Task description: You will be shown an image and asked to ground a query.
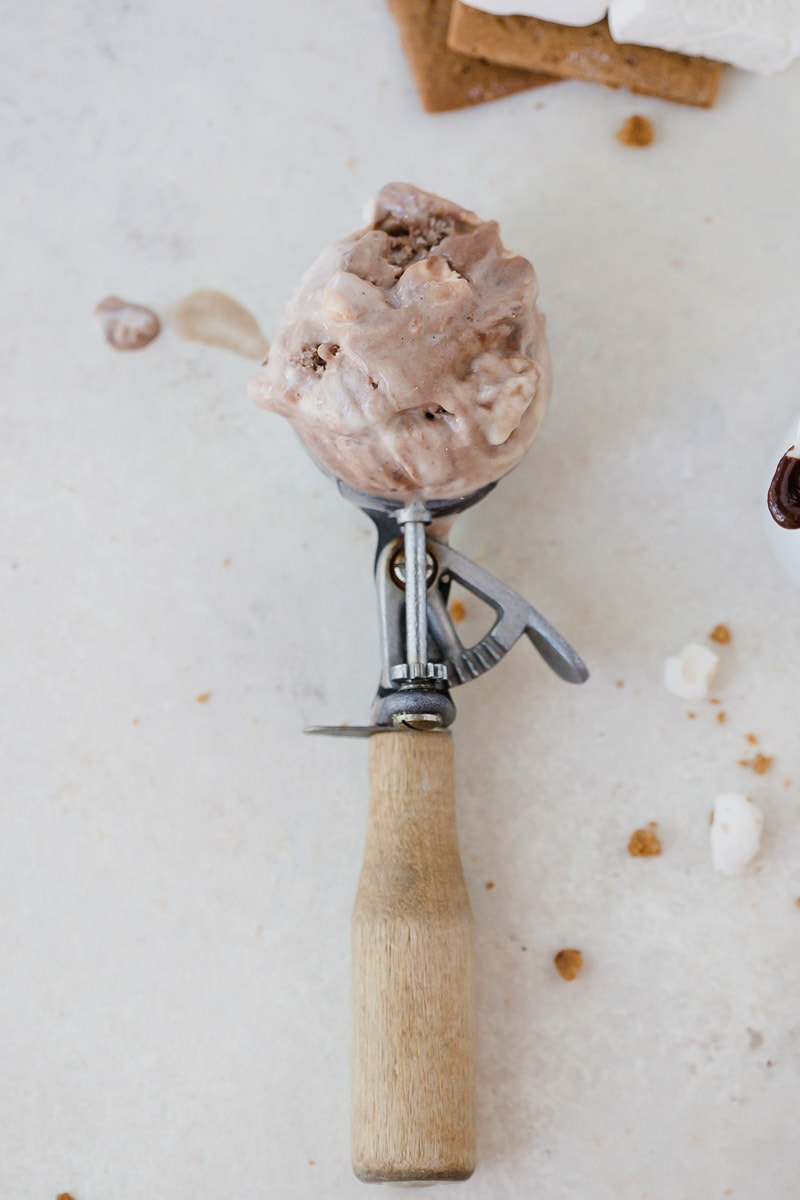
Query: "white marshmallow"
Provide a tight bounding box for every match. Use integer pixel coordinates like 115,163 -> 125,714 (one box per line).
609,0 -> 800,74
663,643 -> 720,702
710,793 -> 764,876
462,0 -> 608,24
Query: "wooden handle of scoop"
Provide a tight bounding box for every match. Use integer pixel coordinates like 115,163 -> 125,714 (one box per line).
351,730 -> 476,1183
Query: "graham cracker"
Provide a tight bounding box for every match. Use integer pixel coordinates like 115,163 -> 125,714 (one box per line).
387,0 -> 557,114
447,5 -> 723,108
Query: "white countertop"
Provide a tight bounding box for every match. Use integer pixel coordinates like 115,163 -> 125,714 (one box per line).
3,3 -> 800,1197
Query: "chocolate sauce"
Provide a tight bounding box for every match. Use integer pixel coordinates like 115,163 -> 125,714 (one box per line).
768,450 -> 800,529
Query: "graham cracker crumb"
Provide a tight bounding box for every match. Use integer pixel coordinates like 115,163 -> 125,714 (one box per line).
710,623 -> 731,644
628,826 -> 662,857
717,711 -> 727,724
739,753 -> 773,775
57,1194 -> 76,1200
616,114 -> 654,147
795,897 -> 800,907
196,692 -> 212,704
221,557 -> 231,566
485,880 -> 495,890
554,948 -> 583,980
449,599 -> 467,622
745,732 -> 758,745
687,711 -> 696,719
615,680 -> 625,688
710,697 -> 721,705
308,1159 -> 316,1166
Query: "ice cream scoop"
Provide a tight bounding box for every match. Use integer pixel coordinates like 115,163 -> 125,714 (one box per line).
255,185 -> 586,1184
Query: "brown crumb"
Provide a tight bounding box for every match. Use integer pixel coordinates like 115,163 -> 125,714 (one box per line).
628,826 -> 662,857
615,680 -> 625,688
796,897 -> 800,907
57,1194 -> 76,1200
710,697 -> 721,705
485,880 -> 495,890
132,717 -> 139,725
308,1159 -> 316,1166
95,295 -> 160,351
785,779 -> 792,788
739,753 -> 773,775
745,732 -> 759,745
687,711 -> 696,719
710,623 -> 731,645
449,598 -> 467,623
717,711 -> 727,724
554,948 -> 583,980
615,114 -> 654,147
196,692 -> 212,704
221,557 -> 231,566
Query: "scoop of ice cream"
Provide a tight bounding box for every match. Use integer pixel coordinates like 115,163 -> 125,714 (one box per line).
250,183 -> 550,501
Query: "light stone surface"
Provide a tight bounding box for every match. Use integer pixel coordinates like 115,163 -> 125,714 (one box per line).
2,4 -> 800,1199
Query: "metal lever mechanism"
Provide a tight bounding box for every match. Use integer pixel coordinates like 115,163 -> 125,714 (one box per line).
306,500 -> 588,737
375,532 -> 586,698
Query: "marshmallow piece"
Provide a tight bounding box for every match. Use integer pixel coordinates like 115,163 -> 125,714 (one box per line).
609,0 -> 800,74
392,255 -> 471,307
463,0 -> 608,24
321,272 -> 385,323
711,793 -> 764,876
663,643 -> 720,701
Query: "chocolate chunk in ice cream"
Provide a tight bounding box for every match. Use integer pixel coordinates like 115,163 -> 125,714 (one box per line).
250,183 -> 550,501
768,450 -> 800,530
